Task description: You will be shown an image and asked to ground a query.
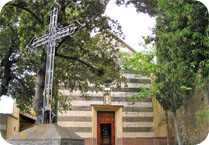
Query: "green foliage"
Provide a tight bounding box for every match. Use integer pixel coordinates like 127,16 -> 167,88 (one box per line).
122,47 -> 157,76
155,65 -> 188,111
156,0 -> 209,77
131,86 -> 159,99
57,94 -> 72,113
122,0 -> 208,113
155,0 -> 209,111
0,0 -> 124,112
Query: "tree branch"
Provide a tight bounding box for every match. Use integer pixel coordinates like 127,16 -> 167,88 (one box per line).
55,53 -> 105,76
55,37 -> 69,54
55,53 -> 95,70
6,3 -> 43,25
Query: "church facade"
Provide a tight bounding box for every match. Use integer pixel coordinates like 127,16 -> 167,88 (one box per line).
57,37 -> 173,145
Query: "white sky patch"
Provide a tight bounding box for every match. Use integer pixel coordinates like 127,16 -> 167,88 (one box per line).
105,0 -> 156,51
0,95 -> 13,114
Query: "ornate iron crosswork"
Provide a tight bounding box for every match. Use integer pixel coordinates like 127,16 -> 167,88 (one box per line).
27,2 -> 84,124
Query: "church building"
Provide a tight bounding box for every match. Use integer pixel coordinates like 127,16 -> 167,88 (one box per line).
57,36 -> 173,145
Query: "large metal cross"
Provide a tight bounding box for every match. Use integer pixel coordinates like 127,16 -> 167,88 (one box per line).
28,2 -> 84,124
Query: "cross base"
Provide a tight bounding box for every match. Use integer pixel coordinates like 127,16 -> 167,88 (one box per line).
42,106 -> 55,124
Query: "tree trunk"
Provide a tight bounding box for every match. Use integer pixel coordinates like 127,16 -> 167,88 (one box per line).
165,110 -> 170,145
173,111 -> 182,145
33,58 -> 46,124
0,51 -> 12,98
204,78 -> 209,104
0,63 -> 11,97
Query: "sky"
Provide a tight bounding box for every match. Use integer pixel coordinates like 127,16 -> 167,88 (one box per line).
0,95 -> 13,114
105,0 -> 155,51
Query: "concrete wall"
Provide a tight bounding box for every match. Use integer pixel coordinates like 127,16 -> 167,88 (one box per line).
0,106 -> 20,139
0,115 -> 7,139
152,95 -> 174,138
6,106 -> 19,139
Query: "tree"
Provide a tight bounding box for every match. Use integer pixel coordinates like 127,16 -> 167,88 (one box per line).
0,4 -> 35,111
156,1 -> 208,144
1,0 -> 125,124
122,0 -> 208,145
156,0 -> 209,99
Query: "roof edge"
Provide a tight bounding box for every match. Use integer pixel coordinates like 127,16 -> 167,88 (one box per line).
105,30 -> 136,53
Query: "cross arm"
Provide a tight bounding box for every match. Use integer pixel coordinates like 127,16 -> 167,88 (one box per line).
56,20 -> 85,40
29,34 -> 49,49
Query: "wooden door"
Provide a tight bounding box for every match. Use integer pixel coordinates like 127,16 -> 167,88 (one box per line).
97,112 -> 115,145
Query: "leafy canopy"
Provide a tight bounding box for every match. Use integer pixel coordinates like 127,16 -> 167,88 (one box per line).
0,0 -> 125,112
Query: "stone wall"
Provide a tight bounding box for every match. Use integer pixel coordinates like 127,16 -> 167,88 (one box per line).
176,86 -> 209,145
